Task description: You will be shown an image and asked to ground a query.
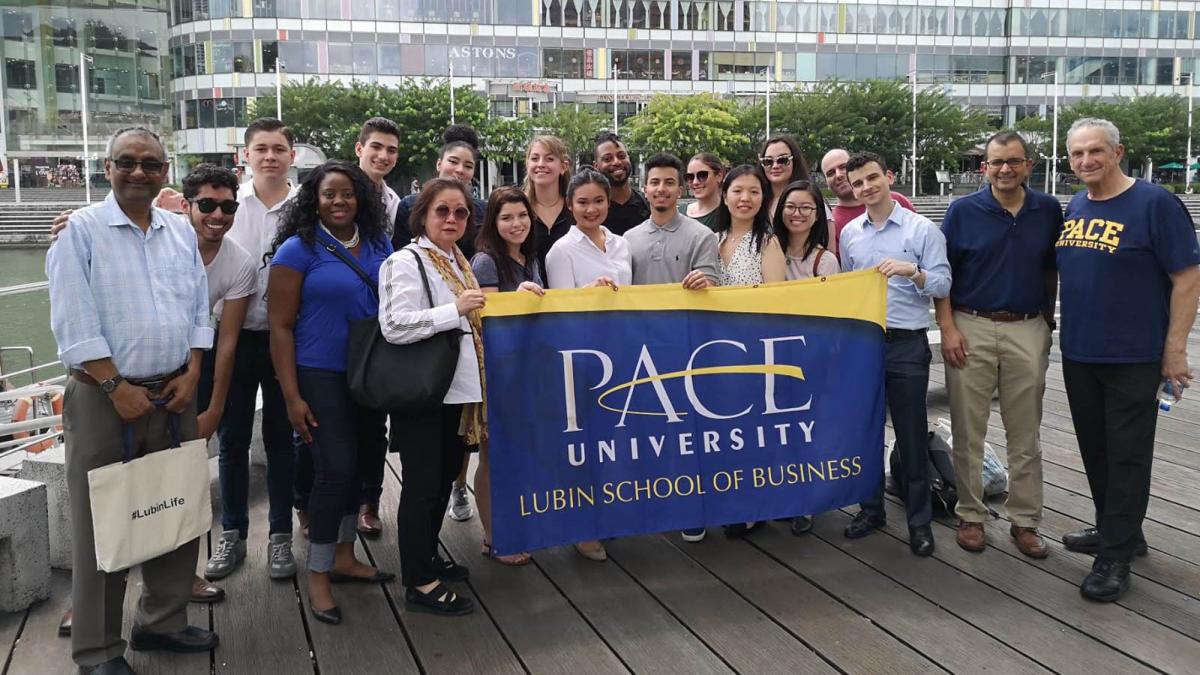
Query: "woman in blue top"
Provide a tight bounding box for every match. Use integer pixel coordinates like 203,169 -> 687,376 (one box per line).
267,161 -> 395,626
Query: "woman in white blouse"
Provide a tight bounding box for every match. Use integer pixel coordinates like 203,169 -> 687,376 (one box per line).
542,168 -> 627,561
545,168 -> 632,290
377,177 -> 486,617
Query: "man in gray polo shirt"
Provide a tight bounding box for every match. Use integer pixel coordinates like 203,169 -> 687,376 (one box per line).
625,152 -> 719,289
624,152 -> 718,542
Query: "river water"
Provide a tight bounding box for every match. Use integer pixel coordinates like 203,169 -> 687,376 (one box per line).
0,248 -> 58,384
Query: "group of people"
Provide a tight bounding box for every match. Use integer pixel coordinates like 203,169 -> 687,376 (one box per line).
45,111 -> 1199,675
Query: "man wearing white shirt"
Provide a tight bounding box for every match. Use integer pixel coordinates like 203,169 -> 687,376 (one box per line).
207,118 -> 300,582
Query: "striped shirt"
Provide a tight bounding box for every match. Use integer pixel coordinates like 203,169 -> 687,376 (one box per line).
46,192 -> 213,378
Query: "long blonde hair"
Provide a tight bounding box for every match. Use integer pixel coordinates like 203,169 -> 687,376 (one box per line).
522,135 -> 572,201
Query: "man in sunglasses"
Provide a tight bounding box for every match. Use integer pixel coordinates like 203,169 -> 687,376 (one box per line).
820,148 -> 916,258
594,130 -> 650,236
935,131 -> 1062,560
47,127 -> 219,673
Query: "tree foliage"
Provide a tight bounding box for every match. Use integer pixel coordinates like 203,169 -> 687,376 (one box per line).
624,94 -> 751,166
481,115 -> 535,167
1016,95 -> 1191,170
531,105 -> 608,166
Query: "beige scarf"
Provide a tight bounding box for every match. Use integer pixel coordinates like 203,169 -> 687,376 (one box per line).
423,246 -> 487,445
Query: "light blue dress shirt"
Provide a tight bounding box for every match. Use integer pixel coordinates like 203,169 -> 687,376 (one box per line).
839,201 -> 952,330
46,192 -> 213,378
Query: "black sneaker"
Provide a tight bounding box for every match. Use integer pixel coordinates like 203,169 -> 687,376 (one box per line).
1080,556 -> 1131,602
844,511 -> 886,539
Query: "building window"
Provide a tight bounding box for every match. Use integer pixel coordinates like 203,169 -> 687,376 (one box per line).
545,48 -> 585,78
137,30 -> 159,57
542,0 -> 563,26
5,58 -> 36,88
631,0 -> 647,28
328,43 -> 353,74
90,21 -> 129,51
56,64 -> 81,93
2,10 -> 33,42
353,44 -> 376,76
677,0 -> 709,30
51,17 -> 78,47
671,50 -> 691,80
378,44 -> 402,75
214,98 -> 244,127
497,0 -> 533,24
262,41 -> 279,72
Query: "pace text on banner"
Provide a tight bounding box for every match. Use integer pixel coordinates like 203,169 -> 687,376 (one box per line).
482,270 -> 888,555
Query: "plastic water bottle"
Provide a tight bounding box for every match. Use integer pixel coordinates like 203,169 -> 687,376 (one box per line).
1158,381 -> 1179,413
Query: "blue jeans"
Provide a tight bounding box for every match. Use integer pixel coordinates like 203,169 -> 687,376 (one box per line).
217,329 -> 295,538
296,367 -> 388,572
860,329 -> 933,530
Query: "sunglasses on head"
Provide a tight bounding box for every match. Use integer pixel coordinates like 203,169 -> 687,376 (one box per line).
684,170 -> 712,183
434,204 -> 471,221
189,198 -> 239,215
760,155 -> 792,169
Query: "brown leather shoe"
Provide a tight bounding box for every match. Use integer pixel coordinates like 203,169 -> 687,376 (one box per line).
357,503 -> 383,537
58,608 -> 71,637
191,574 -> 226,603
956,520 -> 986,552
1011,524 -> 1049,559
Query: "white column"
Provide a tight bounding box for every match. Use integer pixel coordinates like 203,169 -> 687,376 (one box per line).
80,53 -> 92,204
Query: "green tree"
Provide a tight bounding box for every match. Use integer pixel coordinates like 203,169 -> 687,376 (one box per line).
624,94 -> 750,165
481,115 -> 535,178
532,105 -> 608,166
249,78 -> 386,160
381,79 -> 489,180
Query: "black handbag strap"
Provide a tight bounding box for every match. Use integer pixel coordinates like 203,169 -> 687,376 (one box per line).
320,233 -> 436,309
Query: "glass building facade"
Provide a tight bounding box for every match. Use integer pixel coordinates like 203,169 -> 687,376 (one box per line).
2,0 -> 1199,167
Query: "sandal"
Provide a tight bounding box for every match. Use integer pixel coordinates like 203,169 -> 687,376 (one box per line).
405,582 -> 474,616
481,541 -> 532,566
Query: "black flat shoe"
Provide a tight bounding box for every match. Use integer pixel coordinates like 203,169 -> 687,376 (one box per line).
405,583 -> 474,616
1080,556 -> 1131,602
310,604 -> 342,625
909,525 -> 935,557
78,656 -> 136,675
844,511 -> 886,539
1062,527 -> 1148,556
129,625 -> 218,653
433,556 -> 469,582
790,516 -> 814,536
723,521 -> 762,539
328,569 -> 396,584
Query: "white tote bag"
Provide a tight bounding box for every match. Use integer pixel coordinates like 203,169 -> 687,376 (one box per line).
87,437 -> 212,573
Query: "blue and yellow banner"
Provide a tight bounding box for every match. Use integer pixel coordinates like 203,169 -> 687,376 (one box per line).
482,270 -> 887,554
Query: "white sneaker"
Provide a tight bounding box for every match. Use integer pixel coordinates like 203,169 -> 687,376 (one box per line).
448,481 -> 474,521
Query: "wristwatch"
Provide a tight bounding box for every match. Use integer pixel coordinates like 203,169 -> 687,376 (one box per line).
909,264 -> 922,279
100,375 -> 124,394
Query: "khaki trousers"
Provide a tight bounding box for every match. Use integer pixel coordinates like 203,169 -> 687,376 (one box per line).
945,312 -> 1051,527
64,377 -> 200,667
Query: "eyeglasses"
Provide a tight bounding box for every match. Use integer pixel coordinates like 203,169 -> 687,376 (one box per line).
760,155 -> 792,169
108,157 -> 166,174
985,158 -> 1029,169
189,198 -> 239,215
782,203 -> 818,216
684,170 -> 712,183
434,204 -> 471,221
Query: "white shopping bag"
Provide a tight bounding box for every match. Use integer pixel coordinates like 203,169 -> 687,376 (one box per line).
87,437 -> 212,573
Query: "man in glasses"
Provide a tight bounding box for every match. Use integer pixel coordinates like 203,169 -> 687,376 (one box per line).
623,152 -> 719,542
594,130 -> 650,236
934,130 -> 1062,560
820,148 -> 915,258
47,127 -> 219,673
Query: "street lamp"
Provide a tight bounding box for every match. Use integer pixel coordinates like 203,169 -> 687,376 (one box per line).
1039,69 -> 1060,196
274,59 -> 285,121
765,64 -> 773,139
907,68 -> 919,196
80,52 -> 94,204
1183,72 -> 1194,194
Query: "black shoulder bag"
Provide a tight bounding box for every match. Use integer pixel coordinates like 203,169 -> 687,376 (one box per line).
322,239 -> 462,412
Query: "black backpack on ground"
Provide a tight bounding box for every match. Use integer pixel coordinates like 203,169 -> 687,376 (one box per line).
886,431 -> 959,514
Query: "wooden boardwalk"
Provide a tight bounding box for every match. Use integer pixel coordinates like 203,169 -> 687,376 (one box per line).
3,335 -> 1199,674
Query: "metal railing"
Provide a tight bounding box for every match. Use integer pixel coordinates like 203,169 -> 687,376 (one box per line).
0,355 -> 67,458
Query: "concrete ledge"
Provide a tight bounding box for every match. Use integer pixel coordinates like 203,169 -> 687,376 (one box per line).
0,477 -> 51,611
18,446 -> 71,570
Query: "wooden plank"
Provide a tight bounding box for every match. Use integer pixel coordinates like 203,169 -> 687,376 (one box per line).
748,525 -> 1048,674
605,535 -> 837,674
812,510 -> 1156,674
376,457 -> 524,675
295,537 -> 419,675
210,467 -> 313,674
873,499 -> 1200,673
6,570 -> 74,674
0,597 -> 26,671
668,532 -> 941,674
529,542 -> 734,675
435,497 -> 628,675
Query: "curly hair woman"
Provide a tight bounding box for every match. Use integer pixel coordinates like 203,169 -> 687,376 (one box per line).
266,160 -> 395,626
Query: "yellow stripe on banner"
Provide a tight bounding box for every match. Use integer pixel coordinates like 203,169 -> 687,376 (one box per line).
482,268 -> 888,329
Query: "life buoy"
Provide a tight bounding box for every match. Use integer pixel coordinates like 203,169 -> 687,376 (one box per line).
11,391 -> 63,453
